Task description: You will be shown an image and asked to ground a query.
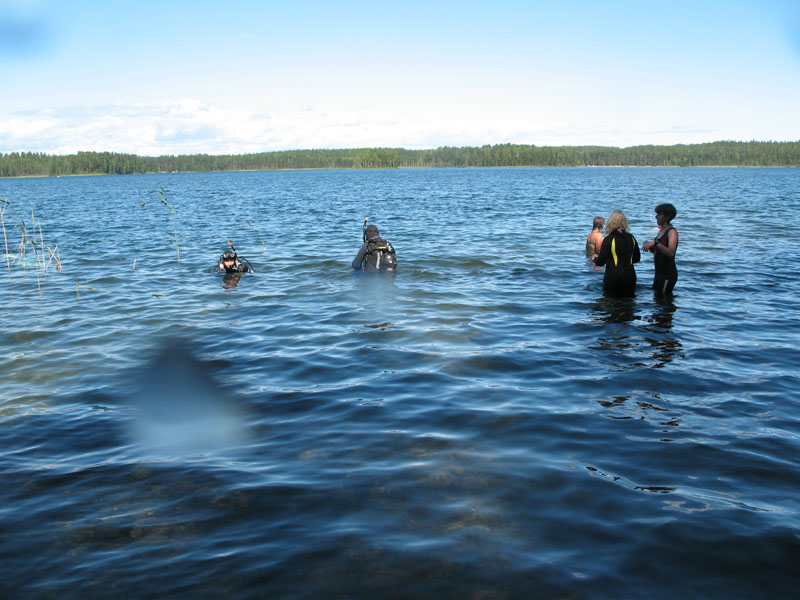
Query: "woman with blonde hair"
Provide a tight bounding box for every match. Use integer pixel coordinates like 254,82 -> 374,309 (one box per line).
592,210 -> 640,297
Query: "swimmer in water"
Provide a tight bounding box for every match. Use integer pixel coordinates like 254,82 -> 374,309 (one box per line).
586,216 -> 605,259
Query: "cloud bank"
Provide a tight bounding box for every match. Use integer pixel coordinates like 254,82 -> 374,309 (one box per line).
1,99 -> 739,156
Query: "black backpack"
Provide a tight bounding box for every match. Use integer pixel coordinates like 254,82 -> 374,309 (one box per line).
362,237 -> 397,273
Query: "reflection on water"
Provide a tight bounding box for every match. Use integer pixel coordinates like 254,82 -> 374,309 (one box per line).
591,296 -> 683,369
589,294 -> 683,371
588,296 -> 644,371
644,297 -> 683,368
590,296 -> 639,324
598,395 -> 631,411
221,272 -> 244,290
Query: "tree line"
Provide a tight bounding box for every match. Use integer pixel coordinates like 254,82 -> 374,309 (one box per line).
1,141 -> 798,177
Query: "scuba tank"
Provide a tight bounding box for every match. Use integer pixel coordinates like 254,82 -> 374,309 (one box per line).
359,218 -> 396,273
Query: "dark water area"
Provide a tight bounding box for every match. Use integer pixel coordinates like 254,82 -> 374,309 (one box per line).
1,167 -> 798,599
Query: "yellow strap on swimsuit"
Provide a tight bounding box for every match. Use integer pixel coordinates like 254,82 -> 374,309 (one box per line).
611,236 -> 635,266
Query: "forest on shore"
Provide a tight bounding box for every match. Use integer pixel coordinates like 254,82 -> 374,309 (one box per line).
1,141 -> 798,177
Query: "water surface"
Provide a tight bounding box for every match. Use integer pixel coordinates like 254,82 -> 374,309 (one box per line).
1,168 -> 799,599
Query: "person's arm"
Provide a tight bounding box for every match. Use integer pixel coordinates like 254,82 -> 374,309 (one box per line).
352,243 -> 368,269
632,235 -> 641,264
656,228 -> 678,259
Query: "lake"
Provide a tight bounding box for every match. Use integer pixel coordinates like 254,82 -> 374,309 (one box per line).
1,167 -> 799,599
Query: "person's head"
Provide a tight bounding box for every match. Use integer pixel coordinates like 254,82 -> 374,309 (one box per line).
605,210 -> 629,234
365,224 -> 379,238
655,203 -> 676,223
592,216 -> 605,230
221,249 -> 236,267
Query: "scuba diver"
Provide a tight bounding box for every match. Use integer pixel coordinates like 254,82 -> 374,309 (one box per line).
213,242 -> 253,274
352,220 -> 397,273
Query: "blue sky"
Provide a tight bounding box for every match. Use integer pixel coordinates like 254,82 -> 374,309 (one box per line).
1,0 -> 798,155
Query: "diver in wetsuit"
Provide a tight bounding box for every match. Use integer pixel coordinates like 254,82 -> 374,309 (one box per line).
352,224 -> 396,273
214,249 -> 251,274
592,210 -> 640,297
642,203 -> 678,295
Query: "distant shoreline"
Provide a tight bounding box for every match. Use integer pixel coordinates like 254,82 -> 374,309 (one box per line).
2,141 -> 798,178
1,164 -> 794,181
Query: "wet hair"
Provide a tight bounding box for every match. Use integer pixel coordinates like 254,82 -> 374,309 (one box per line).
365,224 -> 379,236
592,216 -> 605,229
221,249 -> 236,260
605,210 -> 630,234
655,203 -> 677,222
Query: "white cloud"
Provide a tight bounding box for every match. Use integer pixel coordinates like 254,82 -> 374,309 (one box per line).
0,98 -> 785,156
1,100 -> 278,155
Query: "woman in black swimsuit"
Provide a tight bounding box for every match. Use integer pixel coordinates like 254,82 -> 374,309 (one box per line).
642,203 -> 679,295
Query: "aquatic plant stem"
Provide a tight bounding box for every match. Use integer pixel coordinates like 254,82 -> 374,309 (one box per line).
16,229 -> 26,270
1,200 -> 10,272
243,218 -> 266,250
38,219 -> 46,273
75,283 -> 96,298
28,210 -> 42,271
47,246 -> 62,271
0,200 -> 61,280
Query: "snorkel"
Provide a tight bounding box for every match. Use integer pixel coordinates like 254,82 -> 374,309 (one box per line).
353,217 -> 370,272
227,240 -> 237,258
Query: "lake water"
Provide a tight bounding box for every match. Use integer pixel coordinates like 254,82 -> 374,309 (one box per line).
1,167 -> 799,599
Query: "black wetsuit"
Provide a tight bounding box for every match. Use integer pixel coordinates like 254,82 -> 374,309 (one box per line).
352,237 -> 396,272
214,259 -> 249,274
593,230 -> 640,297
651,227 -> 678,295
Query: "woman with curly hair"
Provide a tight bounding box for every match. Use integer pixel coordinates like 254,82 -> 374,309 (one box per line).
592,210 -> 641,297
